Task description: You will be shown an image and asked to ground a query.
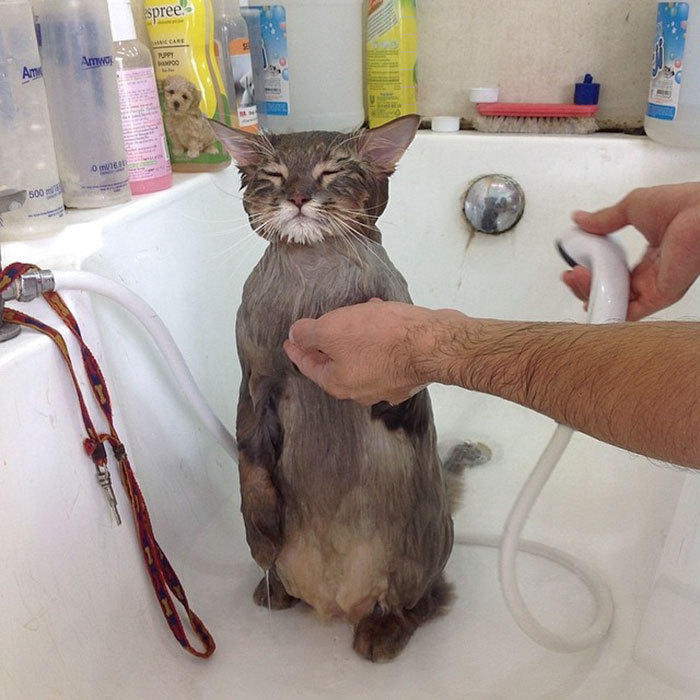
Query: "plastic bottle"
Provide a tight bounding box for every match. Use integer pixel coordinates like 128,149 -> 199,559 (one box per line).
144,0 -> 232,172
645,1 -> 700,147
33,0 -> 131,208
0,0 -> 65,239
212,0 -> 258,133
249,1 -> 364,133
108,0 -> 172,194
366,0 -> 418,128
239,1 -> 267,130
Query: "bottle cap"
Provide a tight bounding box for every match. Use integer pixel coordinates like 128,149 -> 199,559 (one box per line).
574,74 -> 600,105
108,0 -> 137,43
469,87 -> 499,103
431,116 -> 460,132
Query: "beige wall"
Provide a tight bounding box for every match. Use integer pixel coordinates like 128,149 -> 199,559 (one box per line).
417,0 -> 655,129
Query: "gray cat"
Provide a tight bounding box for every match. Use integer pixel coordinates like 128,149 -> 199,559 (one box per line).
211,115 -> 463,662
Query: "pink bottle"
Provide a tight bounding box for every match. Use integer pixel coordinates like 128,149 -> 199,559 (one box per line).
108,0 -> 172,195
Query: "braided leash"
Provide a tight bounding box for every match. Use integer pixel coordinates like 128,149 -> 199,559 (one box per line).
1,262 -> 215,658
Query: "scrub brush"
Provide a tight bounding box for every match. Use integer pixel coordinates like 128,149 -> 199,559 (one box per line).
471,75 -> 600,134
473,103 -> 599,134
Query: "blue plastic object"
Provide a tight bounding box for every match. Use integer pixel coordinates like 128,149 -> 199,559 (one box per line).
574,74 -> 600,105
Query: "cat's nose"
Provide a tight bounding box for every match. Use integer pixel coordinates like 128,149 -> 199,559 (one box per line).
289,193 -> 310,209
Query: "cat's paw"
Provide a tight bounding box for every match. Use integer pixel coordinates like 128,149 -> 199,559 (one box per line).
243,507 -> 283,570
352,610 -> 417,662
253,570 -> 297,610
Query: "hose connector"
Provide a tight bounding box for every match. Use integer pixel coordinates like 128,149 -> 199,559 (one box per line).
1,269 -> 56,302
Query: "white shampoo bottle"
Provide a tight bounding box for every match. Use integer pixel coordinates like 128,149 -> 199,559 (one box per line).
645,1 -> 700,147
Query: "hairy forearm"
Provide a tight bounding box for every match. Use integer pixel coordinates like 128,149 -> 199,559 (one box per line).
419,313 -> 700,468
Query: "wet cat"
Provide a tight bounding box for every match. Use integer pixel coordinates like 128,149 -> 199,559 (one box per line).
211,115 -> 462,661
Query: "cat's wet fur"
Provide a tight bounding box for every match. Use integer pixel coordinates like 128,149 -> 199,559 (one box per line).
212,115 -> 466,661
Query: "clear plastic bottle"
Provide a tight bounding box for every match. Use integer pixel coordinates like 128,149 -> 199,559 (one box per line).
108,0 -> 172,194
0,0 -> 65,239
645,1 -> 700,147
34,0 -> 131,208
212,0 -> 259,133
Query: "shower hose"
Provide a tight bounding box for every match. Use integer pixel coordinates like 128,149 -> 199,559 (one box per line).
45,269 -> 614,654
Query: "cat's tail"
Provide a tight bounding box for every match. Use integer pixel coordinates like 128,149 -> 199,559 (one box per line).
442,441 -> 492,513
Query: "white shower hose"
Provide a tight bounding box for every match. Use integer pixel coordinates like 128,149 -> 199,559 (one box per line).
52,269 -> 613,654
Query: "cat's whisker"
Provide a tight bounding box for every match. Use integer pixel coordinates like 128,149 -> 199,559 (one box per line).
209,180 -> 247,201
337,221 -> 405,288
335,228 -> 365,268
202,231 -> 257,262
178,210 -> 250,225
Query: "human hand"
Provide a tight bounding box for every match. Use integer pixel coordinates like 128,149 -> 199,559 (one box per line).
283,300 -> 460,405
564,182 -> 700,320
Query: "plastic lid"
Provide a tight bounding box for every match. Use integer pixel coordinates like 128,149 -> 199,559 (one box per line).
574,74 -> 600,105
431,116 -> 460,132
470,87 -> 499,103
108,0 -> 136,42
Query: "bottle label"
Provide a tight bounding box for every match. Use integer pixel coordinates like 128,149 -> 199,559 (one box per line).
0,183 -> 64,230
366,0 -> 418,128
647,2 -> 690,121
116,67 -> 172,182
251,5 -> 290,117
144,0 -> 232,168
228,38 -> 258,131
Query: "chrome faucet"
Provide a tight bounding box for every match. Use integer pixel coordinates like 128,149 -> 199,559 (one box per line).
0,245 -> 21,342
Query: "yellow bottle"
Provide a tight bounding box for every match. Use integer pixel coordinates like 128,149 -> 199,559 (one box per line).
145,0 -> 232,171
365,0 -> 418,128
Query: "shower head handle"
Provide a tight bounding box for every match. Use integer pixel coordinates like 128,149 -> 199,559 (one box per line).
556,230 -> 630,324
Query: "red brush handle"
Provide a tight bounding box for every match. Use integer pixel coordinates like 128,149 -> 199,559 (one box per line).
477,103 -> 598,118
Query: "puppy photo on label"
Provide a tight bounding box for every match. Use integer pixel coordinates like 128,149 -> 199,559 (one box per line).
162,74 -> 219,158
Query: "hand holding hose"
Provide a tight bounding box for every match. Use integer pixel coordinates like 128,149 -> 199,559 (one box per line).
564,182 -> 700,320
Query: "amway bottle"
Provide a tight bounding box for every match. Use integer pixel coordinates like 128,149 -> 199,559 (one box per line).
0,0 -> 65,239
108,0 -> 172,194
34,0 -> 131,208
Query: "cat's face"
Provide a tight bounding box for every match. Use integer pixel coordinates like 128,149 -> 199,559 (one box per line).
210,116 -> 421,246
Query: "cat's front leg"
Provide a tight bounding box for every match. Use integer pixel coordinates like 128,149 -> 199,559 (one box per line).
236,372 -> 285,570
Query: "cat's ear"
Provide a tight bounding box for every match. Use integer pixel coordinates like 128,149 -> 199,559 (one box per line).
358,114 -> 421,170
208,119 -> 263,166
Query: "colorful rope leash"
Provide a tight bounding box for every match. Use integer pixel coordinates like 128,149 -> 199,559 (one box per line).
0,262 -> 216,659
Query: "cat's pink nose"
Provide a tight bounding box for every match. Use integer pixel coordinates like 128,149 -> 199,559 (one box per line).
289,193 -> 310,209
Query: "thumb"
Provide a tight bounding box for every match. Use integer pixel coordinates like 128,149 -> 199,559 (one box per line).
283,339 -> 331,383
288,317 -> 323,349
573,202 -> 629,235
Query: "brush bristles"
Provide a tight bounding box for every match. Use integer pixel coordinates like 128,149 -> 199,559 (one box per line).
473,115 -> 599,135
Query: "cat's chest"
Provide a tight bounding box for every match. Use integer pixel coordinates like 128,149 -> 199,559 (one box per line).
238,242 -> 400,345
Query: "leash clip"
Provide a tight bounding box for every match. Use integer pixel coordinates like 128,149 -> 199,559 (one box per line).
95,462 -> 122,526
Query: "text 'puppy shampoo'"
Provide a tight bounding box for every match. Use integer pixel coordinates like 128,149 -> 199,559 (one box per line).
144,0 -> 232,172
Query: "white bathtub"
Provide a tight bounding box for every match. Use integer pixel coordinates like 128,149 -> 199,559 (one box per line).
2,131 -> 700,700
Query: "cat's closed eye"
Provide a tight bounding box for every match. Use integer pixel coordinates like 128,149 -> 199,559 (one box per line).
262,169 -> 285,180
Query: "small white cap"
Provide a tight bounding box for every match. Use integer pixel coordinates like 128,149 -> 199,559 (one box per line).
469,87 -> 499,103
431,116 -> 460,133
108,0 -> 137,42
